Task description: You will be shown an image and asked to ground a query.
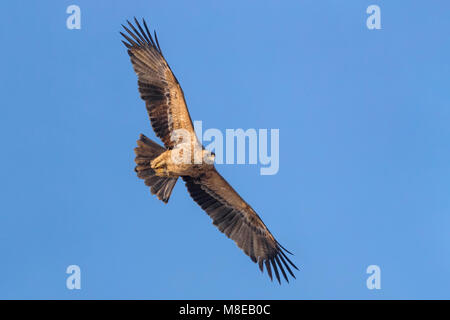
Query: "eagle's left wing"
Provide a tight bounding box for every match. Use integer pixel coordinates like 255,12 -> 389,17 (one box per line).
183,169 -> 298,283
121,19 -> 197,149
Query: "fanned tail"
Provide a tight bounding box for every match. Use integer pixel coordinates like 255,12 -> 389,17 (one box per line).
134,134 -> 178,203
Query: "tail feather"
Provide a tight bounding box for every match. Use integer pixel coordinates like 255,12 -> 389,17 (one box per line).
134,134 -> 178,203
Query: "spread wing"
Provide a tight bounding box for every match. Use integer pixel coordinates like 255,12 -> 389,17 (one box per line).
183,169 -> 298,283
121,18 -> 196,149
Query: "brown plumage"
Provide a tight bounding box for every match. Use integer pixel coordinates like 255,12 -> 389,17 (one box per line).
122,18 -> 298,283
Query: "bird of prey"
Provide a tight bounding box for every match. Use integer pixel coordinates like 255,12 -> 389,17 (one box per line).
121,18 -> 298,283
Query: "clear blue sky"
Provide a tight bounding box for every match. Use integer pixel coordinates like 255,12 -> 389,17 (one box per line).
0,1 -> 449,299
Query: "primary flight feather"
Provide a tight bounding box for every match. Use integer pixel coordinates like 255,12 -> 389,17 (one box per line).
121,18 -> 298,283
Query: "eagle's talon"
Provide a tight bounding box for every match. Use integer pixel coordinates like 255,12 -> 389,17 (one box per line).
151,157 -> 164,170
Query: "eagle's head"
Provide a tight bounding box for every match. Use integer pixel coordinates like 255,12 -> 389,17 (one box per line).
202,150 -> 216,165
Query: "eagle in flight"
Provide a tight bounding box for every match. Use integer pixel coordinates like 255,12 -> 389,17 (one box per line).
121,18 -> 298,283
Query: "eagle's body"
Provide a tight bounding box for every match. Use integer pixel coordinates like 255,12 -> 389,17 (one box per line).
151,146 -> 214,177
121,18 -> 298,284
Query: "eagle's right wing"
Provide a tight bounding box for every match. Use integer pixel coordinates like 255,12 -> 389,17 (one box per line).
121,18 -> 197,149
183,169 -> 298,283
